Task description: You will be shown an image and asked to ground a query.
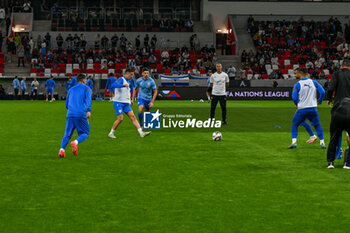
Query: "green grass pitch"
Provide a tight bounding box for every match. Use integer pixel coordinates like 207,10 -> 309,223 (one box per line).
0,100 -> 349,232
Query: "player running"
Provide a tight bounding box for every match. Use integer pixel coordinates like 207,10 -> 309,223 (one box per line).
108,69 -> 151,138
288,67 -> 326,149
45,76 -> 56,102
132,68 -> 157,126
58,74 -> 92,158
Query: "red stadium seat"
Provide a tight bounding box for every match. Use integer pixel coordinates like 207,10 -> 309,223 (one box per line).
157,64 -> 163,73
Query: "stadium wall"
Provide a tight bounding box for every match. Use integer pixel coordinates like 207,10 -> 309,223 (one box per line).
202,0 -> 350,30
30,31 -> 215,49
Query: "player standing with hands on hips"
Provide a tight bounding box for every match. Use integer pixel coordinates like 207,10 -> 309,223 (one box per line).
326,59 -> 350,169
210,63 -> 229,125
58,74 -> 92,158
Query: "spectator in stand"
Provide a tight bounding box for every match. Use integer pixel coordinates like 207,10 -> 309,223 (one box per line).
120,34 -> 127,51
101,35 -> 109,50
111,33 -> 118,50
13,76 -> 20,99
73,33 -> 80,50
151,34 -> 157,50
66,33 -> 73,48
44,32 -> 51,49
144,34 -> 149,47
161,50 -> 169,67
41,40 -> 46,56
94,34 -> 100,50
0,6 -> 5,26
126,42 -> 133,56
270,70 -> 278,79
135,35 -> 141,49
227,65 -> 236,79
5,15 -> 10,32
148,54 -> 157,65
56,33 -> 63,50
17,44 -> 25,67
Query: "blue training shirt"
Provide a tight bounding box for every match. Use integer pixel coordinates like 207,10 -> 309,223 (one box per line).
135,77 -> 157,101
13,79 -> 20,89
128,78 -> 136,93
45,79 -> 56,89
87,79 -> 94,89
66,83 -> 92,118
20,80 -> 26,91
292,78 -> 325,107
106,76 -> 116,91
71,77 -> 78,87
66,80 -> 73,92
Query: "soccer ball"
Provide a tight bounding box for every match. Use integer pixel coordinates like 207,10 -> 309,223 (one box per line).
212,131 -> 222,141
199,99 -> 204,103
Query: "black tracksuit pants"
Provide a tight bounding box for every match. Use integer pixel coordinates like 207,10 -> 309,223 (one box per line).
210,95 -> 226,122
327,101 -> 350,163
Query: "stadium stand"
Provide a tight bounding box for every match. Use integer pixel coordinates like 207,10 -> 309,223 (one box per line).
243,16 -> 347,80
24,33 -> 216,78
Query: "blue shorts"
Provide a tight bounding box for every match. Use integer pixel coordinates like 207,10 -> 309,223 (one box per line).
64,117 -> 90,137
138,98 -> 151,110
293,108 -> 321,127
46,88 -> 54,94
113,102 -> 133,115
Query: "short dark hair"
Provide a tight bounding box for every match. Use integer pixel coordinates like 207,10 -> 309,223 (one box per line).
109,73 -> 114,76
295,67 -> 308,76
125,68 -> 134,73
342,58 -> 350,67
77,74 -> 87,82
142,68 -> 149,72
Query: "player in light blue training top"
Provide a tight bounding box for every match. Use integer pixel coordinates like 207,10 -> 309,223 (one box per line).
132,68 -> 157,126
288,67 -> 325,149
45,76 -> 56,102
58,74 -> 92,158
108,69 -> 151,139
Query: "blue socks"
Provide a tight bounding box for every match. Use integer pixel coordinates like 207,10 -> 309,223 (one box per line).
60,134 -> 88,150
138,112 -> 143,127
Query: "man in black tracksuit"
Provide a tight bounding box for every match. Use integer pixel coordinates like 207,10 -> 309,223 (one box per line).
326,59 -> 350,169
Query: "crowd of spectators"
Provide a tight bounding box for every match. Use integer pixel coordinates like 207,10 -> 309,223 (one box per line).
243,16 -> 347,79
8,32 -> 216,76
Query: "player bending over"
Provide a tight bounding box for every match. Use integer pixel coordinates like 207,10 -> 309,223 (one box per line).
288,68 -> 326,149
132,68 -> 157,126
59,74 -> 92,157
108,69 -> 151,138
